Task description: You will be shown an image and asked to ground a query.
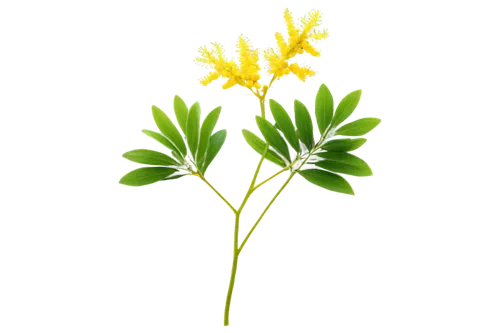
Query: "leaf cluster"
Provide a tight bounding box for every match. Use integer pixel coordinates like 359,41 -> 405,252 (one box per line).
119,96 -> 227,186
242,84 -> 381,195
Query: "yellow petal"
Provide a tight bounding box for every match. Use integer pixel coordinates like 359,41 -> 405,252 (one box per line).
280,5 -> 299,37
233,34 -> 261,76
193,44 -> 212,67
198,72 -> 220,89
209,39 -> 226,59
302,40 -> 323,60
273,29 -> 288,55
311,27 -> 332,43
289,61 -> 319,86
301,7 -> 323,34
220,78 -> 238,92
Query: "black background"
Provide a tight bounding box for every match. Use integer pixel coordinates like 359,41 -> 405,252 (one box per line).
100,0 -> 410,333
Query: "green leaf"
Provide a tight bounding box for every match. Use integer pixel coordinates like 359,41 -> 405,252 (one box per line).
299,169 -> 354,195
152,105 -> 187,156
158,172 -> 188,184
315,84 -> 334,135
201,129 -> 227,174
242,129 -> 287,168
173,95 -> 189,135
336,118 -> 381,136
269,99 -> 300,152
294,100 -> 315,151
122,149 -> 180,166
141,130 -> 184,163
331,90 -> 362,129
322,138 -> 367,152
256,116 -> 291,162
197,106 -> 222,165
186,102 -> 201,157
119,167 -> 178,186
315,152 -> 372,177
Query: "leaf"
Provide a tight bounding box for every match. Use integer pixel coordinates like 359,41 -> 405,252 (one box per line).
242,129 -> 287,168
315,84 -> 334,135
186,102 -> 201,157
173,95 -> 189,135
315,152 -> 372,177
299,169 -> 354,195
141,130 -> 184,163
122,149 -> 180,166
294,100 -> 315,151
269,99 -> 300,152
201,129 -> 227,174
119,167 -> 178,186
158,172 -> 188,184
322,138 -> 367,152
197,106 -> 222,165
152,105 -> 187,156
336,118 -> 381,136
331,90 -> 362,129
256,116 -> 291,162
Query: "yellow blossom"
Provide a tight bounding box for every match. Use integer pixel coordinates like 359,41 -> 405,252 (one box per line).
264,8 -> 328,82
193,34 -> 263,96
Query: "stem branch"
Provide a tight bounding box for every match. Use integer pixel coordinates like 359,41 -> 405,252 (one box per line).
240,173 -> 295,254
195,171 -> 236,218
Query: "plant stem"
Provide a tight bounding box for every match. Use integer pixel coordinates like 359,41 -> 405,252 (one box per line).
253,160 -> 298,192
195,171 -> 236,218
258,84 -> 270,117
239,173 -> 295,255
221,98 -> 268,328
224,213 -> 240,326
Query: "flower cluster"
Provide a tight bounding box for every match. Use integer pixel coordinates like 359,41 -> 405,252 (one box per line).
196,8 -> 328,95
196,37 -> 262,92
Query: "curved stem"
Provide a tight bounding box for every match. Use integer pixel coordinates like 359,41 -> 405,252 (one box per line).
195,171 -> 236,218
239,173 -> 295,255
238,145 -> 268,213
224,148 -> 267,325
253,160 -> 298,192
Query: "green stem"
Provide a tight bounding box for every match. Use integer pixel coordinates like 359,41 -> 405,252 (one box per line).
195,171 -> 236,218
260,98 -> 265,118
224,213 -> 240,326
239,173 -> 295,255
224,145 -> 268,325
253,160 -> 299,192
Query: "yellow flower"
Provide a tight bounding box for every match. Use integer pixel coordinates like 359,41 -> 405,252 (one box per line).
264,8 -> 328,82
193,34 -> 263,96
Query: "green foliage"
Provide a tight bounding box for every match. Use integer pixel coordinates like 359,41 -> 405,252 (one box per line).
201,129 -> 227,174
152,105 -> 187,156
269,99 -> 300,152
197,106 -> 222,165
141,129 -> 184,163
173,95 -> 189,135
335,115 -> 382,137
321,136 -> 368,152
315,84 -> 334,135
240,127 -> 287,168
122,149 -> 180,166
299,169 -> 354,195
256,116 -> 291,163
121,98 -> 227,185
187,102 -> 201,157
240,82 -> 382,196
294,100 -> 315,151
330,89 -> 362,129
314,152 -> 372,177
119,167 -> 178,186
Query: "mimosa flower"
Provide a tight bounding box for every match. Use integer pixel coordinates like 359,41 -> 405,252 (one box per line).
264,6 -> 332,85
193,34 -> 263,97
